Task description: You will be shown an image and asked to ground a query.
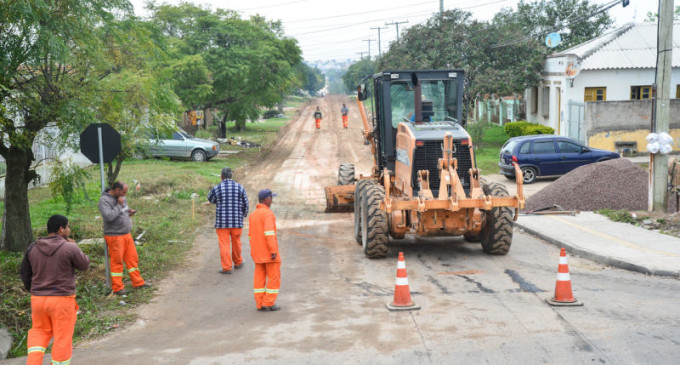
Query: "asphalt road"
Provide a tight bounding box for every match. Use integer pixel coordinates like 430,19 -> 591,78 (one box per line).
6,96 -> 680,364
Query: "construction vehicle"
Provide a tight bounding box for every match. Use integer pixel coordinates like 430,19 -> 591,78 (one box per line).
325,70 -> 525,258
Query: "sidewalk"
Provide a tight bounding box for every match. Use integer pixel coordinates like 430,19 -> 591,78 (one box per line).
515,212 -> 680,278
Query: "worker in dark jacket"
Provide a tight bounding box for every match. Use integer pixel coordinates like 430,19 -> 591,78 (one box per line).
313,106 -> 323,130
341,104 -> 349,129
98,181 -> 150,295
22,214 -> 90,365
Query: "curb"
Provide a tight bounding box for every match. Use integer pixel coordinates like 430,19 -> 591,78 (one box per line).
515,222 -> 680,278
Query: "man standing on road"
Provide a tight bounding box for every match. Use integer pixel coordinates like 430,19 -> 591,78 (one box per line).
341,103 -> 349,129
21,215 -> 90,365
313,106 -> 323,130
208,167 -> 249,274
248,189 -> 282,311
98,181 -> 150,295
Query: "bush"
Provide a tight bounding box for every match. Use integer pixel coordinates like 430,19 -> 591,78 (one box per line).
262,110 -> 279,119
466,120 -> 488,147
504,121 -> 529,137
195,130 -> 214,139
504,121 -> 554,137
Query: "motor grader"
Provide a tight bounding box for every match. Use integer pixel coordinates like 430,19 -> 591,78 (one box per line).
325,70 -> 525,258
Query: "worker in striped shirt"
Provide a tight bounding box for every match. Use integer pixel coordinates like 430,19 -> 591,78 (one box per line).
208,167 -> 249,274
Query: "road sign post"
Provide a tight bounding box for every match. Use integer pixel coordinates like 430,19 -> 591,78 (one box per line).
80,123 -> 122,293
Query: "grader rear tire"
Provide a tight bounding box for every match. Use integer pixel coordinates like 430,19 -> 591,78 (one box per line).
361,184 -> 388,258
354,179 -> 374,244
338,163 -> 355,186
479,182 -> 513,255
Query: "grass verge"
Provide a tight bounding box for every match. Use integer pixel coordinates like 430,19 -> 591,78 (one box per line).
475,124 -> 509,176
0,118 -> 290,359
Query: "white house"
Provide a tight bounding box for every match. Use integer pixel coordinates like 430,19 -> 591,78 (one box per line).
525,22 -> 680,147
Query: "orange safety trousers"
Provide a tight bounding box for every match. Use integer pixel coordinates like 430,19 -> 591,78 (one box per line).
315,119 -> 321,129
216,228 -> 243,271
253,262 -> 281,309
105,234 -> 145,292
27,295 -> 78,365
342,115 -> 348,128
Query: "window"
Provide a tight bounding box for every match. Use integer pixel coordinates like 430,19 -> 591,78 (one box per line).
533,141 -> 556,154
584,87 -> 606,102
542,87 -> 550,118
557,141 -> 582,153
676,85 -> 680,99
530,87 -> 538,113
501,140 -> 517,155
519,142 -> 531,154
631,85 -> 652,100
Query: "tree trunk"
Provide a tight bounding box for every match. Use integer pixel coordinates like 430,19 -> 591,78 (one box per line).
1,147 -> 36,252
235,119 -> 245,131
219,112 -> 228,139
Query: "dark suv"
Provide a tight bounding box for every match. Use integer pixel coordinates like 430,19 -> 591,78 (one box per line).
499,135 -> 620,183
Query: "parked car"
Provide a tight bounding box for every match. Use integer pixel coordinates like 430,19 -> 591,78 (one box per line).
144,128 -> 219,162
498,135 -> 620,183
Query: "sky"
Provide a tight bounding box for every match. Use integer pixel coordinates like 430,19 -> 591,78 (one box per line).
130,0 -> 662,62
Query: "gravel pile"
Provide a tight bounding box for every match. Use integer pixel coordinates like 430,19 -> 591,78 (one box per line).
525,158 -> 650,212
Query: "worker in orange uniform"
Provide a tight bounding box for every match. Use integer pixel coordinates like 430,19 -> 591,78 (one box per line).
248,189 -> 282,311
98,181 -> 151,295
21,215 -> 90,365
341,103 -> 349,129
313,106 -> 323,130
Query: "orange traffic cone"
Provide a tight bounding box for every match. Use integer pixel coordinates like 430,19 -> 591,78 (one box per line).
386,252 -> 421,311
546,248 -> 583,307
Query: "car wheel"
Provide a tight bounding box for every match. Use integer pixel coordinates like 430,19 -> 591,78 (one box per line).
521,166 -> 537,184
191,149 -> 207,162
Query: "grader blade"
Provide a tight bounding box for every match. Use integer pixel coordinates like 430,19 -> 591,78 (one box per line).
324,185 -> 356,213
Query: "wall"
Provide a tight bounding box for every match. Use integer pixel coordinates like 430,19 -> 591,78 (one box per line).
585,99 -> 680,151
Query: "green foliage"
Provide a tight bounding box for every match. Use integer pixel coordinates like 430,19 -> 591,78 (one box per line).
504,121 -> 530,137
466,120 -> 489,147
48,161 -> 91,214
475,124 -> 510,175
342,59 -> 377,94
504,121 -> 553,137
596,209 -> 640,224
149,4 -> 302,132
378,1 -> 612,110
262,110 -> 280,119
645,5 -> 680,22
295,63 -> 325,94
194,129 -> 214,139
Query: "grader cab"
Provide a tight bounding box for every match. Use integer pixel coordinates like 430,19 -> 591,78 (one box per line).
325,70 -> 525,258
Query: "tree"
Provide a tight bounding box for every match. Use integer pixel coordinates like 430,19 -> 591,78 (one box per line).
493,0 -> 613,52
646,5 -> 680,22
56,18 -> 183,188
0,0 -> 132,252
150,4 -> 302,135
342,59 -> 377,94
296,63 -> 325,95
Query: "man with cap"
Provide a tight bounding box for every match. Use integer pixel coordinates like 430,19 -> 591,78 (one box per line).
208,167 -> 249,274
248,189 -> 282,311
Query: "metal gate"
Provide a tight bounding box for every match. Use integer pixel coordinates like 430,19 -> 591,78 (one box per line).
566,101 -> 585,143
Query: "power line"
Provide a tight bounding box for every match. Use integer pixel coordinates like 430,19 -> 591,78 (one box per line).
386,20 -> 409,41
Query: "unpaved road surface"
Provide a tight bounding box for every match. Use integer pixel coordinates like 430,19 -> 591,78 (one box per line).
7,96 -> 680,364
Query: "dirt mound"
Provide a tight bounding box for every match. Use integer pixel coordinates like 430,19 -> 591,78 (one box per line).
525,159 -> 649,212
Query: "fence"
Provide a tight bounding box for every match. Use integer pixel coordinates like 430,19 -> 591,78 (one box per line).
473,96 -> 525,125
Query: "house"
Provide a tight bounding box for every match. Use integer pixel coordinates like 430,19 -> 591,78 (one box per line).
525,22 -> 680,152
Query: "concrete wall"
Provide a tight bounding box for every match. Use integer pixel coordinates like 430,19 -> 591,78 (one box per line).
585,99 -> 680,151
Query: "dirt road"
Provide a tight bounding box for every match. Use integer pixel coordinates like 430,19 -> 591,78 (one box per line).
8,96 -> 680,364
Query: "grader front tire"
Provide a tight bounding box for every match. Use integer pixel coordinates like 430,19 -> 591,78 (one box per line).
354,179 -> 374,244
479,182 -> 513,255
338,163 -> 355,186
361,185 -> 388,259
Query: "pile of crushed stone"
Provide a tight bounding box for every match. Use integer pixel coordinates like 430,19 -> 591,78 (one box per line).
525,158 -> 651,212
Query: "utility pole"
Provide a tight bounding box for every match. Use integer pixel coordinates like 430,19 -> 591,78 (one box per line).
650,0 -> 673,211
440,0 -> 444,15
370,26 -> 387,57
386,20 -> 409,41
362,38 -> 375,59
356,51 -> 365,60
